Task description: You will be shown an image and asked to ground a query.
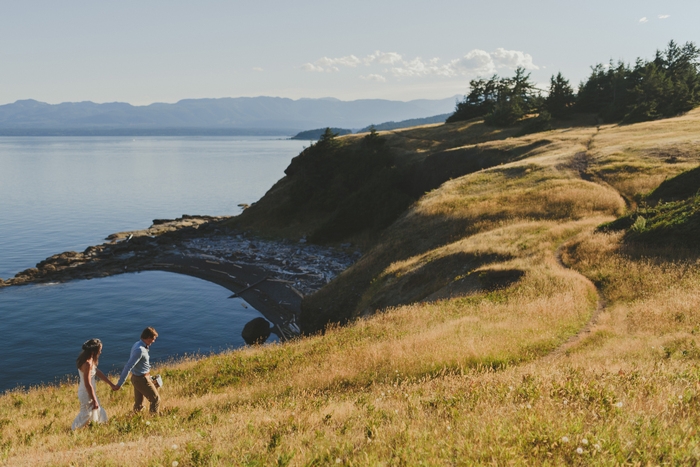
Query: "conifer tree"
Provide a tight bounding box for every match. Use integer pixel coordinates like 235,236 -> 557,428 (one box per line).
545,72 -> 575,118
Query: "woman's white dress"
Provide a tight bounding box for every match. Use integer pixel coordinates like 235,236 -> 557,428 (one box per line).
71,366 -> 108,430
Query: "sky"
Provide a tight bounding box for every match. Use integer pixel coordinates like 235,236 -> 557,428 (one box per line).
1,0 -> 698,106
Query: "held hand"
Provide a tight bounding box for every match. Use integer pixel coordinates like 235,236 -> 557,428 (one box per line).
111,383 -> 121,391
92,402 -> 99,410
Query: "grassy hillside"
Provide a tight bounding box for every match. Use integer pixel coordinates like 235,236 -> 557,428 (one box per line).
2,110 -> 700,465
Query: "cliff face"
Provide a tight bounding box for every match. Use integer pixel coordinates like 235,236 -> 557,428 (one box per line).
230,111 -> 700,333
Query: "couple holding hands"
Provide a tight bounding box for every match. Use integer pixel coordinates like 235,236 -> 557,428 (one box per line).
72,327 -> 162,430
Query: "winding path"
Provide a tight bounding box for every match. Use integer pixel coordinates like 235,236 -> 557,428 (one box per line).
546,244 -> 607,358
547,127 -> 610,358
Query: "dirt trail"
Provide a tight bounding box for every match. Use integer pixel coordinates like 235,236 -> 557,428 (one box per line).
546,126 -> 609,358
546,244 -> 607,358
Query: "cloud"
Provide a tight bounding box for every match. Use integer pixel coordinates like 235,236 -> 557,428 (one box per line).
450,49 -> 495,75
446,48 -> 538,76
391,57 -> 454,77
492,48 -> 539,70
658,14 -> 670,19
301,63 -> 325,72
639,17 -> 648,23
364,51 -> 403,65
360,74 -> 387,82
301,48 -> 538,80
252,67 -> 263,72
302,55 -> 361,72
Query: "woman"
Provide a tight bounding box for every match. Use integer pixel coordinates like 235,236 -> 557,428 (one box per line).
71,338 -> 118,430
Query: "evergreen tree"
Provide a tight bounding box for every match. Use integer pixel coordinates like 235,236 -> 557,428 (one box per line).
626,40 -> 700,121
484,67 -> 538,127
446,75 -> 499,122
577,41 -> 700,123
576,61 -> 633,122
448,67 -> 539,127
545,72 -> 575,118
451,40 -> 700,127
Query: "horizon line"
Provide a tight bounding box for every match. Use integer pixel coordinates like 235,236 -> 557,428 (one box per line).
1,94 -> 462,108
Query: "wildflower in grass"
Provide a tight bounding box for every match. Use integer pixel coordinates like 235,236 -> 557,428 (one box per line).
172,462 -> 179,467
336,458 -> 342,464
561,436 -> 569,443
171,444 -> 178,449
615,401 -> 623,408
581,438 -> 588,445
563,399 -> 568,405
593,443 -> 601,450
146,421 -> 151,425
576,447 -> 583,454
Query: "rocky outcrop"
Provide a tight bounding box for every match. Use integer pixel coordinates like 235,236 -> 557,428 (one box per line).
1,216 -> 224,287
2,215 -> 357,340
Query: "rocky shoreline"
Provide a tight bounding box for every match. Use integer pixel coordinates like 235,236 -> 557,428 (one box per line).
0,215 -> 358,340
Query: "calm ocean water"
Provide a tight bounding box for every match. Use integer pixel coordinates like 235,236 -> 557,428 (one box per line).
0,136 -> 306,392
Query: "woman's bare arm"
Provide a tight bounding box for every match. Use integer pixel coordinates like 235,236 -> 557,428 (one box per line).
80,360 -> 99,410
95,368 -> 118,390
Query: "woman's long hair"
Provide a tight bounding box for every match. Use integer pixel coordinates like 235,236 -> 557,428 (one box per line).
76,338 -> 102,369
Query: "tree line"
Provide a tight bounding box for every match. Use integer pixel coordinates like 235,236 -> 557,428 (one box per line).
447,41 -> 700,127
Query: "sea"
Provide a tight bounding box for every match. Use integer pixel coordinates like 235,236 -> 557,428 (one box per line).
0,136 -> 307,392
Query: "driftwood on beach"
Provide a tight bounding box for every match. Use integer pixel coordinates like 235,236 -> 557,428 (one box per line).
0,215 -> 358,339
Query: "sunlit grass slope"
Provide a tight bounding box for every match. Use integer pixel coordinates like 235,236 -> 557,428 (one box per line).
2,110 -> 700,465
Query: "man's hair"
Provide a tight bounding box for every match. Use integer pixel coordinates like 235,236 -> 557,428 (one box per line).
141,327 -> 159,339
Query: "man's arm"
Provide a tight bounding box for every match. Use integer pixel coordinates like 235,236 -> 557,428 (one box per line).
116,345 -> 144,388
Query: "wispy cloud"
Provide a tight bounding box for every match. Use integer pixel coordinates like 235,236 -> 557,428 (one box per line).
364,51 -> 403,65
391,57 -> 453,77
318,55 -> 362,68
301,63 -> 325,73
301,55 -> 361,72
302,48 -> 539,80
360,74 -> 387,82
658,14 -> 670,19
252,67 -> 264,72
639,17 -> 649,23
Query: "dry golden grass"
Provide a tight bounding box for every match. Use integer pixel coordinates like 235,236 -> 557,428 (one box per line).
3,110 -> 700,465
588,108 -> 700,202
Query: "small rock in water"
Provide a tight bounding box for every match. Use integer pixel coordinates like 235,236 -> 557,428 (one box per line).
241,317 -> 273,345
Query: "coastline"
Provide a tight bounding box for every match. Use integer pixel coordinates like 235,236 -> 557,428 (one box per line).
0,215 -> 358,340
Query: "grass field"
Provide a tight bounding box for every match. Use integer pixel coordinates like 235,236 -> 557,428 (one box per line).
2,110 -> 699,465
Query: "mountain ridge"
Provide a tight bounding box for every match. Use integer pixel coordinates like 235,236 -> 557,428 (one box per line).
0,95 -> 459,135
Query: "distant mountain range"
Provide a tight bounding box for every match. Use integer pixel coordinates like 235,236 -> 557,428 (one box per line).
0,96 -> 460,136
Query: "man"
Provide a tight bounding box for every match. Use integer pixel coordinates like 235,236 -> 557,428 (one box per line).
116,327 -> 161,413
